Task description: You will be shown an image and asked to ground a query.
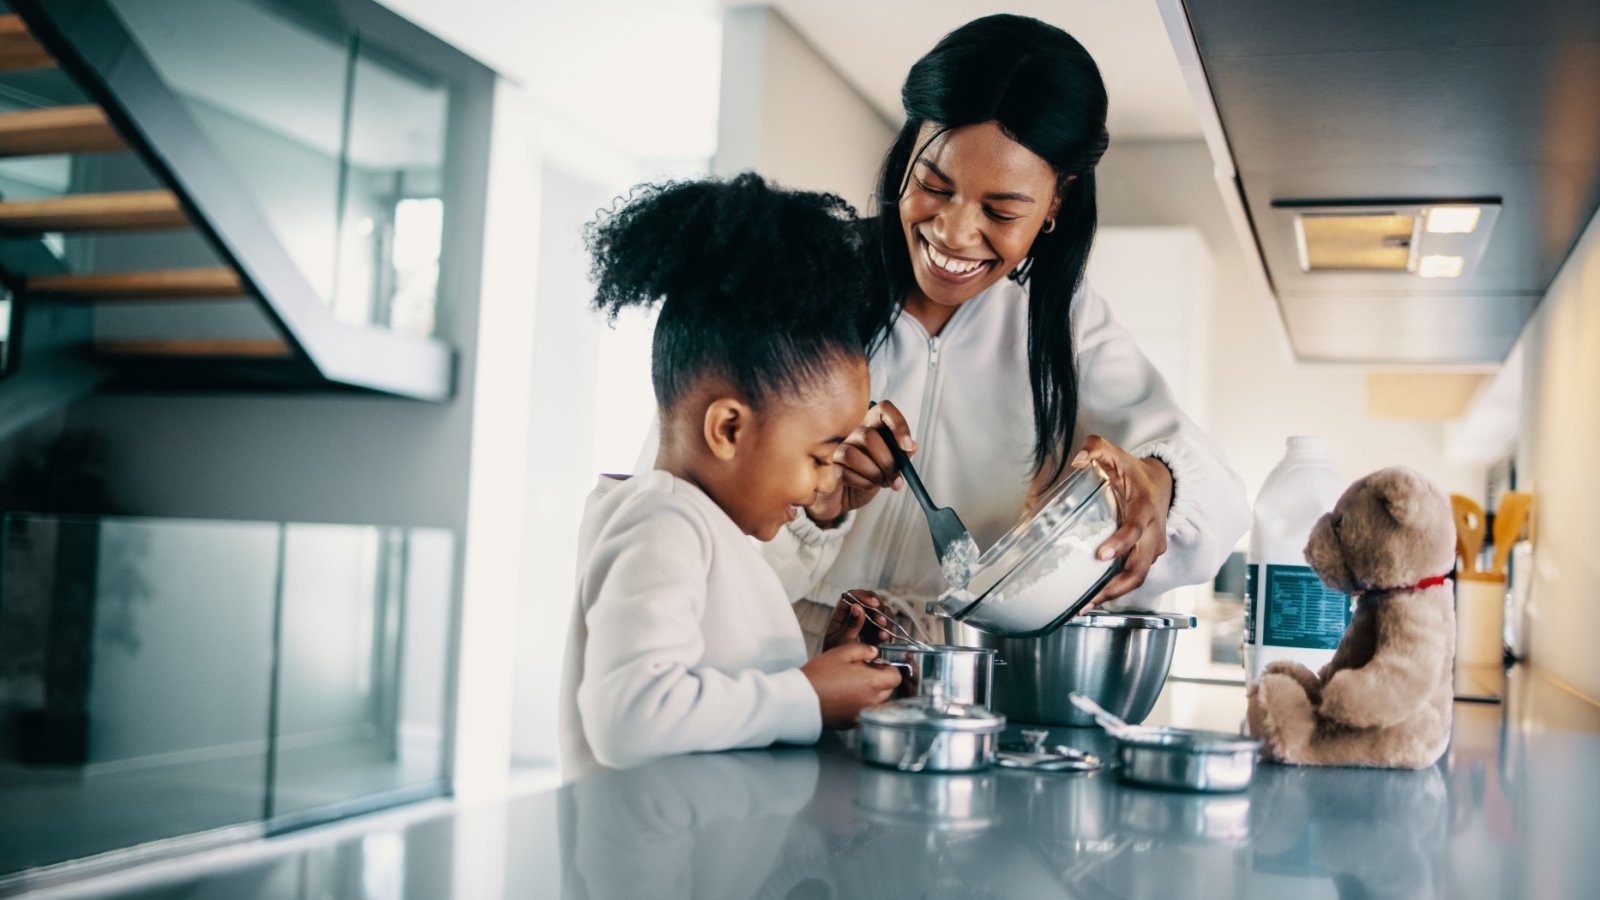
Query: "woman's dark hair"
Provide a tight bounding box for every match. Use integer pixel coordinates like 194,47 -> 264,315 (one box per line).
587,173 -> 871,411
871,14 -> 1110,481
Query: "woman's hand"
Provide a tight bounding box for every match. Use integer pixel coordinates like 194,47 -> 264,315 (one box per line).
805,401 -> 916,526
822,590 -> 894,651
1073,435 -> 1174,604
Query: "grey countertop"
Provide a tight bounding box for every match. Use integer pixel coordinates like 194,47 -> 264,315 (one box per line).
69,667 -> 1600,900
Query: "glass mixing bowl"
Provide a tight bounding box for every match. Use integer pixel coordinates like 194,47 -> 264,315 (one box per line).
932,462 -> 1122,637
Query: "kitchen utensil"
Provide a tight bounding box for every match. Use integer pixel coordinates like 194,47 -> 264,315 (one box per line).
1489,491 -> 1533,578
996,727 -> 1103,772
931,463 -> 1122,637
877,642 -> 999,707
1068,693 -> 1134,736
1072,692 -> 1261,792
1110,727 -> 1261,793
945,612 -> 1193,726
841,589 -> 932,650
879,425 -> 981,587
859,681 -> 1005,773
1451,494 -> 1491,581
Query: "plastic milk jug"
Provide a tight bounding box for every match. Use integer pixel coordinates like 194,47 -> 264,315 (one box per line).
1243,437 -> 1350,681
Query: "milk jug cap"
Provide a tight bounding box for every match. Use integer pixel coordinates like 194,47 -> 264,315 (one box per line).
1285,436 -> 1330,458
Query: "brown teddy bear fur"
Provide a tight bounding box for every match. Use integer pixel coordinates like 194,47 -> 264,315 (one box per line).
1246,467 -> 1457,769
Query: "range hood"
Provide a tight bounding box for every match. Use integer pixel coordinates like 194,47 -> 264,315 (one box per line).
1158,0 -> 1600,364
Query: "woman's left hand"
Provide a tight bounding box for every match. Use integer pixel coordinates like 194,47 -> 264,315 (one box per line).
1072,435 -> 1174,604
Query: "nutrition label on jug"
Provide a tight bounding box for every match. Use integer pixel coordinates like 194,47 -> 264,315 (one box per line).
1259,564 -> 1351,650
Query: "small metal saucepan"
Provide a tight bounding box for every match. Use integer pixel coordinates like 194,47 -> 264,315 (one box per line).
859,682 -> 1006,773
1112,727 -> 1261,793
1071,692 -> 1260,792
875,643 -> 999,708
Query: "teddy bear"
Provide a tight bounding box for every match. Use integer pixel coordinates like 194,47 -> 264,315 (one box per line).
1246,466 -> 1457,769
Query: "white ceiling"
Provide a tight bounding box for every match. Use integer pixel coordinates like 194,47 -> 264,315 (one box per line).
751,0 -> 1203,140
372,1 -> 1198,165
381,0 -> 725,162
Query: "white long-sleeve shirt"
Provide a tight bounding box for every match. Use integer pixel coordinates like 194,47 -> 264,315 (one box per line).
560,471 -> 823,780
762,278 -> 1252,615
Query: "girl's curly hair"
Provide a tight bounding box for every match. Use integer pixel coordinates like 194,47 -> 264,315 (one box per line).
586,172 -> 874,410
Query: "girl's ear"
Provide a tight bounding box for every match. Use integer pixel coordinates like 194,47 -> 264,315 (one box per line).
703,397 -> 751,461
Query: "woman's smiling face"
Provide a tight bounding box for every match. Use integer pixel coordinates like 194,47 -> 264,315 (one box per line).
898,120 -> 1062,314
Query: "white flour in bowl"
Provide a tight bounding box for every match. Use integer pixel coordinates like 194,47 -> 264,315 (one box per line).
956,522 -> 1117,635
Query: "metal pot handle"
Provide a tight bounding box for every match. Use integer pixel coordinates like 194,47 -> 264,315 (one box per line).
900,732 -> 948,773
869,659 -> 915,696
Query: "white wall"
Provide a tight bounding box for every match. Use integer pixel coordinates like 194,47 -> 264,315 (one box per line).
1087,227 -> 1212,425
1514,206 -> 1600,703
1096,141 -> 1487,510
716,6 -> 896,211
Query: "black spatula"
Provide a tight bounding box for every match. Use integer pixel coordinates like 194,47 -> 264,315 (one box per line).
880,426 -> 980,587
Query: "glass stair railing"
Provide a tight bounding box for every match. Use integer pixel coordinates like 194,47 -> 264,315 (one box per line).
0,512 -> 454,884
0,0 -> 490,400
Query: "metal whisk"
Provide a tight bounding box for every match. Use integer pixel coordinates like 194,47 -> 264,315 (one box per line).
841,590 -> 934,650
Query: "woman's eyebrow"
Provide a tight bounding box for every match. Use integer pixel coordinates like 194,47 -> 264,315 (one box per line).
916,160 -> 1035,204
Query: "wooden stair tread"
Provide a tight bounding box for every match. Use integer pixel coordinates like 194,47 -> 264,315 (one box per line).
0,14 -> 54,73
0,190 -> 188,232
25,267 -> 245,300
94,339 -> 293,360
0,105 -> 122,157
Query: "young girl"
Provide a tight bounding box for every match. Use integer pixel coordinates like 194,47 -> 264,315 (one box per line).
559,174 -> 902,778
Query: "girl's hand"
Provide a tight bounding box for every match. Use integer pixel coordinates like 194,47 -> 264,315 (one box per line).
822,590 -> 893,650
1073,435 -> 1174,604
801,643 -> 902,729
805,401 -> 916,526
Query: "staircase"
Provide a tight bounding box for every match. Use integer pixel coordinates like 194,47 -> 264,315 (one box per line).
0,13 -> 293,370
0,0 -> 469,401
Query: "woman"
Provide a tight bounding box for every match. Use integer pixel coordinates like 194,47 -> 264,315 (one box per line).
763,14 -> 1252,651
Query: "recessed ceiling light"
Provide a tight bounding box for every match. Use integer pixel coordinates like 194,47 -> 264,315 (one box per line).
1426,206 -> 1481,234
1273,199 -> 1500,279
1418,255 -> 1465,278
1294,213 -> 1417,271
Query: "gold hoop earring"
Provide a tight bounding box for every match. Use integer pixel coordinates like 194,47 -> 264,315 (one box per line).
1041,218 -> 1056,234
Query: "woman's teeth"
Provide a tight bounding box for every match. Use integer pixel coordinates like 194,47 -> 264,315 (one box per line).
924,241 -> 987,276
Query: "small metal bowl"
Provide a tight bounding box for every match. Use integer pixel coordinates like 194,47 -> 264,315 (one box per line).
1112,726 -> 1261,793
859,684 -> 1006,773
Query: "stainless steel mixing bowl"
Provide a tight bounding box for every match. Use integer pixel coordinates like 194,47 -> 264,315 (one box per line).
944,611 -> 1195,726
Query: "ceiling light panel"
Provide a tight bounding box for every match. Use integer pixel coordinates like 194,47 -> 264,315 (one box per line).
1276,199 -> 1501,278
1295,213 -> 1417,271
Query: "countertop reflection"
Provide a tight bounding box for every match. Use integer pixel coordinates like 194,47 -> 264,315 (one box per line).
59,668 -> 1600,900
